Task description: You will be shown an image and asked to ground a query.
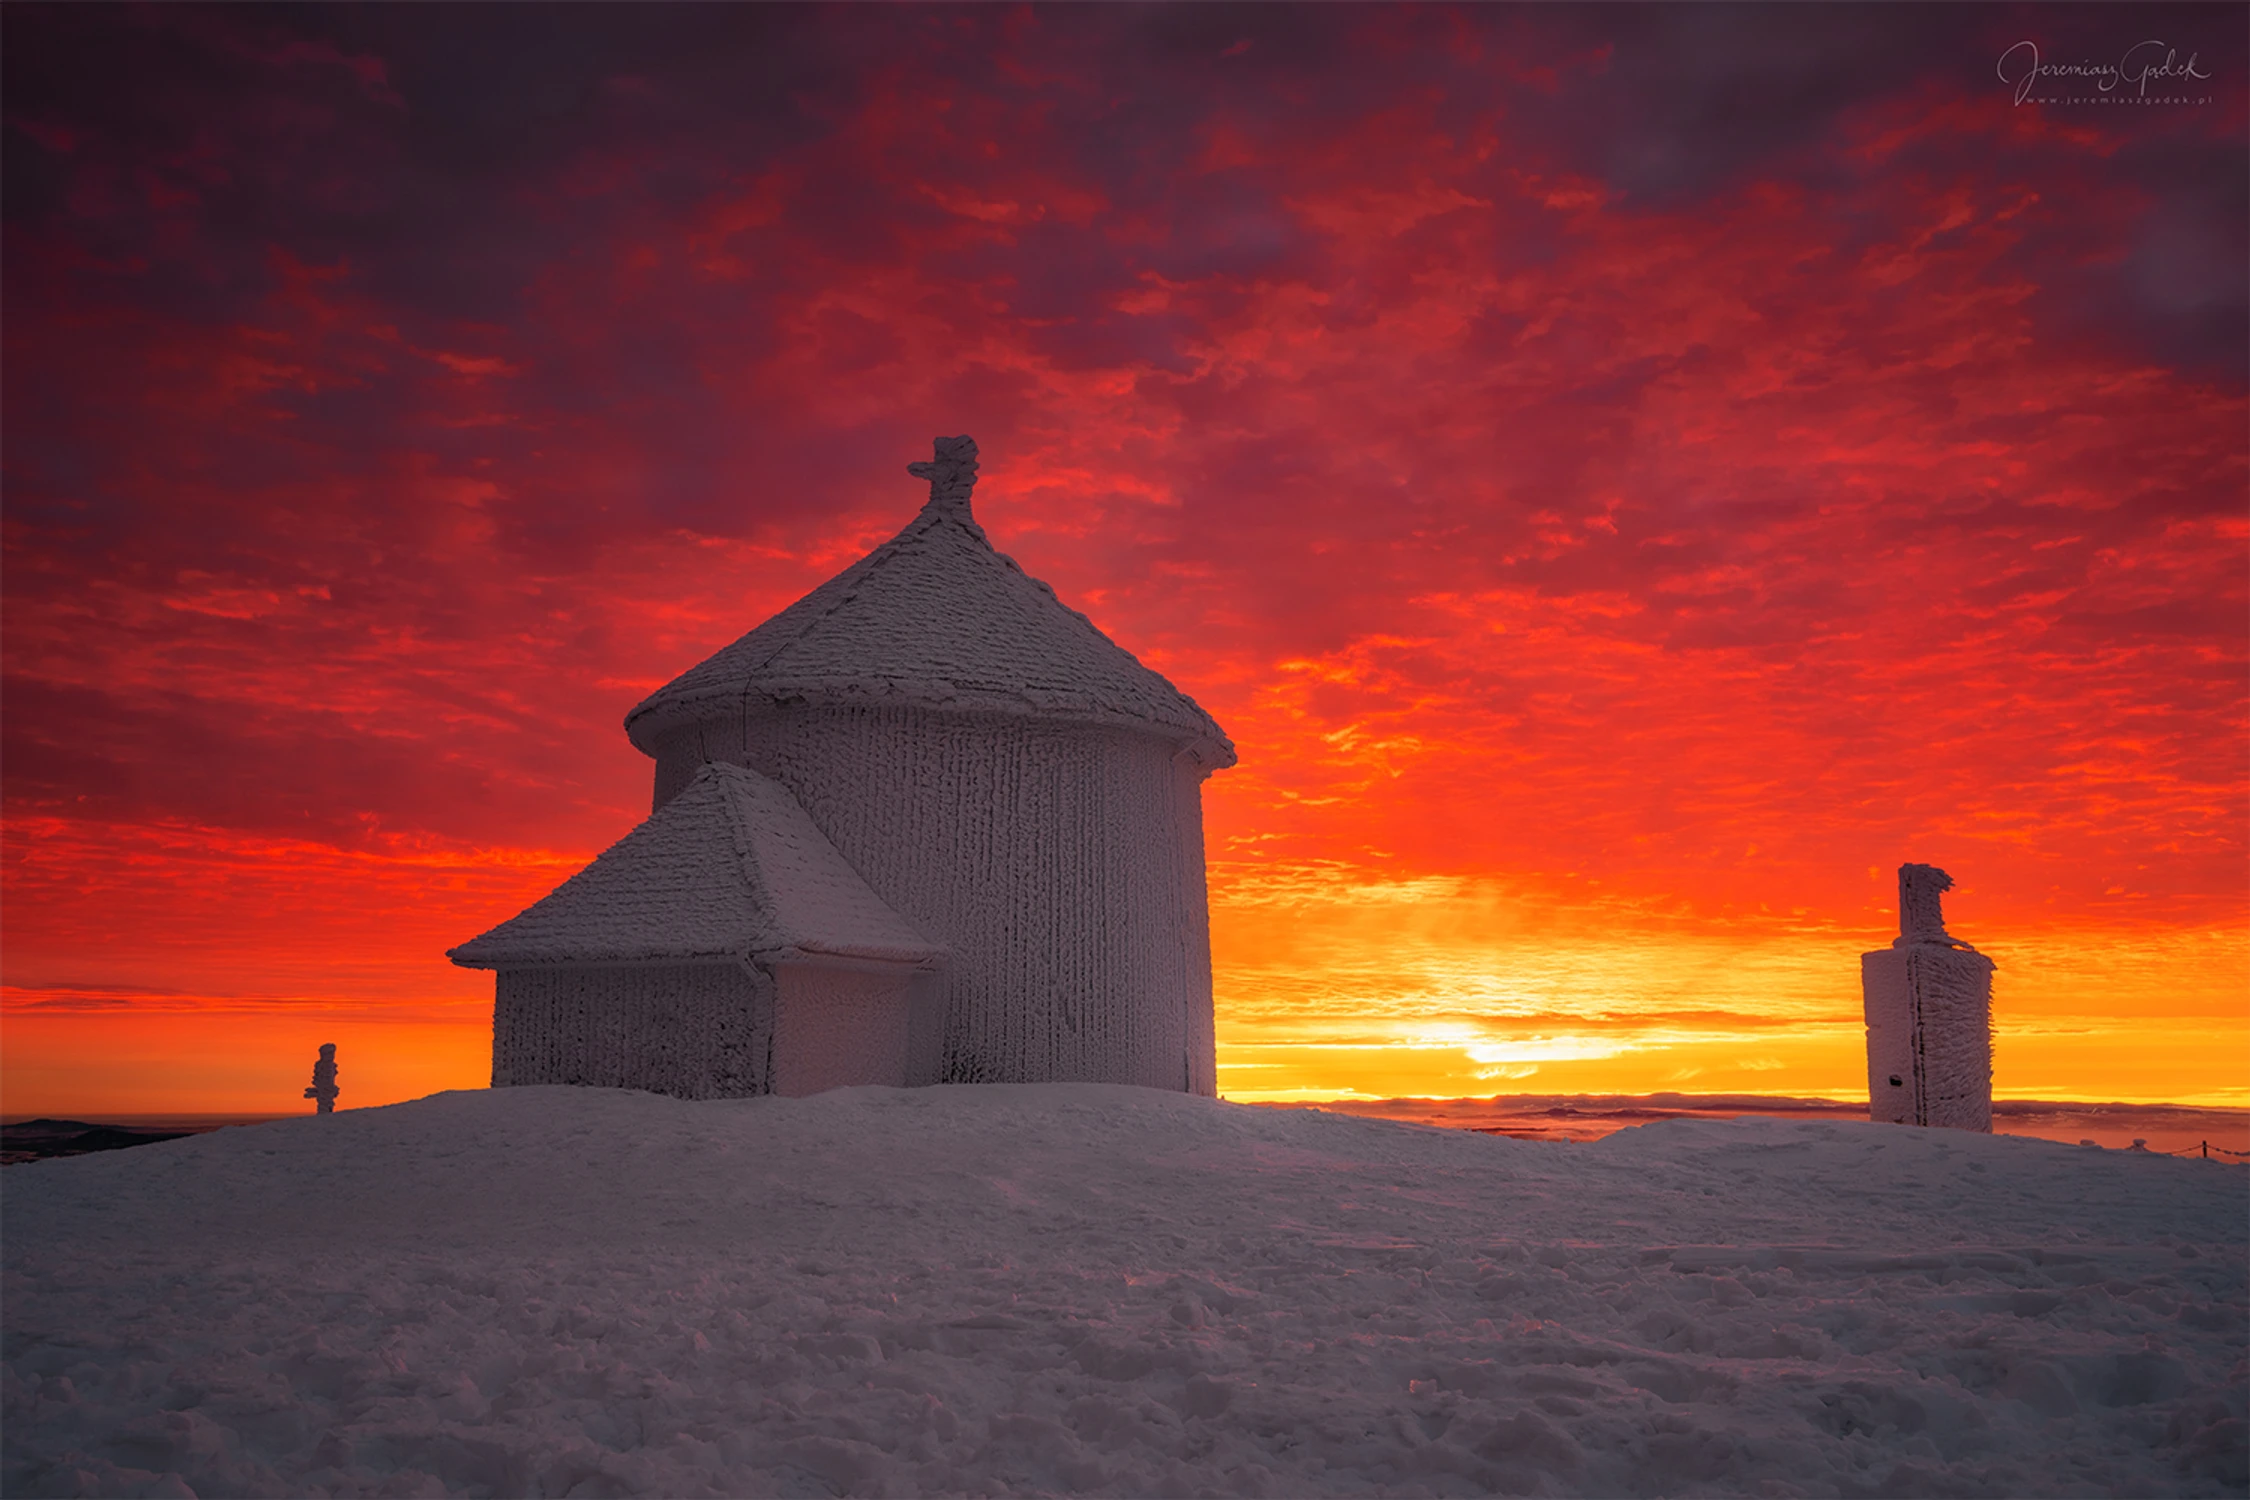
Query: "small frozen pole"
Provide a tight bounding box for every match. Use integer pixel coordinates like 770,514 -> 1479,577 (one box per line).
304,1042 -> 340,1114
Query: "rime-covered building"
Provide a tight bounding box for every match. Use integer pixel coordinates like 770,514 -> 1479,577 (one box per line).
451,762 -> 946,1099
1862,863 -> 1995,1132
451,436 -> 1235,1097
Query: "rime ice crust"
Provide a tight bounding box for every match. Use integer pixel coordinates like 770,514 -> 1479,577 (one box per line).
493,963 -> 775,1098
453,763 -> 942,1099
303,1044 -> 339,1114
1863,864 -> 1995,1132
1898,861 -> 1956,944
655,704 -> 1217,1092
448,762 -> 943,970
621,441 -> 1234,772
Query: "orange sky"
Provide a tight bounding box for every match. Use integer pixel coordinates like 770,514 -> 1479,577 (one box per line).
4,6 -> 2245,1115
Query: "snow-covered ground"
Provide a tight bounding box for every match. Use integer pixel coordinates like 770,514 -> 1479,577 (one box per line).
5,1085 -> 2244,1498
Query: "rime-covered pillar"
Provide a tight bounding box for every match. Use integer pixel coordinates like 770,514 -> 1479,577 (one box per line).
1862,863 -> 1995,1132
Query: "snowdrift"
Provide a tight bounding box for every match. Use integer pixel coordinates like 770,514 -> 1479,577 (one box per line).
5,1084 -> 2243,1498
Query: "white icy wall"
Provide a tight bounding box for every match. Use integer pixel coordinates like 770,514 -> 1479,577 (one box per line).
903,969 -> 948,1088
1860,950 -> 1918,1126
1172,752 -> 1218,1097
770,964 -> 915,1096
1861,946 -> 1994,1132
1910,945 -> 1995,1132
494,963 -> 773,1099
658,704 -> 1217,1093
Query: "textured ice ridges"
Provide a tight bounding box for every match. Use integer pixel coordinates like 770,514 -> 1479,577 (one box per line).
449,762 -> 942,970
623,444 -> 1234,771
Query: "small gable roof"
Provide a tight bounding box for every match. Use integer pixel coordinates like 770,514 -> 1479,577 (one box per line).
449,762 -> 943,971
623,438 -> 1235,770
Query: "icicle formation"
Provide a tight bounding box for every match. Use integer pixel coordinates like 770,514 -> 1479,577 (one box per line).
303,1043 -> 340,1115
908,435 -> 979,520
1862,864 -> 1995,1132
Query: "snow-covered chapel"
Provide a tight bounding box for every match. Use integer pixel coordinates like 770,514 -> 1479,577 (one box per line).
451,436 -> 1236,1099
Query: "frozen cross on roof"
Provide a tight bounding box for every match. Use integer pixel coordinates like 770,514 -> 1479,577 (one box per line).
909,435 -> 979,519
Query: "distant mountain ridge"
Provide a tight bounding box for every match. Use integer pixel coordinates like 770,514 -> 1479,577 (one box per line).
1256,1093 -> 2250,1155
1,1118 -> 194,1165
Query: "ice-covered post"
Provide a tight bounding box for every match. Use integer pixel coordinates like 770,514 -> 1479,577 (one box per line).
1861,864 -> 1994,1132
304,1042 -> 340,1114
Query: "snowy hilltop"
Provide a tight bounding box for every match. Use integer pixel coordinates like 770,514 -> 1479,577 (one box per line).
4,1085 -> 2244,1498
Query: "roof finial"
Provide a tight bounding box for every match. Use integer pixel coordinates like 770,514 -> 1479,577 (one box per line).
909,435 -> 979,519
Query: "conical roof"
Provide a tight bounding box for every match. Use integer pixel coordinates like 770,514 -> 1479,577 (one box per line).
449,762 -> 944,970
624,437 -> 1235,769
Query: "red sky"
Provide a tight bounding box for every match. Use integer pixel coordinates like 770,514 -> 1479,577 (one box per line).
4,4 -> 2244,1114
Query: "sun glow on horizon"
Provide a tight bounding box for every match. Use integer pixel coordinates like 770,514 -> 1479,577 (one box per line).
1205,869 -> 2250,1111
